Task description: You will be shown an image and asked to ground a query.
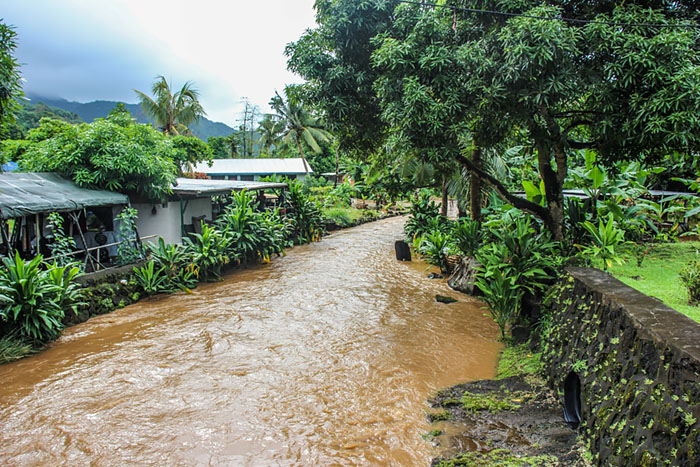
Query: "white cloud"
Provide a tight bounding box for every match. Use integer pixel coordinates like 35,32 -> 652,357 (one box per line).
1,0 -> 317,127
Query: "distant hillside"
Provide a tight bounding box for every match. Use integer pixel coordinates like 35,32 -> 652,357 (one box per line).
26,93 -> 235,141
0,100 -> 82,139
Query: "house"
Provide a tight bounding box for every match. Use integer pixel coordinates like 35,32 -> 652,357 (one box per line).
132,178 -> 288,245
192,158 -> 311,181
0,172 -> 129,268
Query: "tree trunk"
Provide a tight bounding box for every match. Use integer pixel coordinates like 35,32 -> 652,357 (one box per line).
334,145 -> 340,187
535,142 -> 566,242
470,146 -> 482,223
296,137 -> 310,175
441,175 -> 448,216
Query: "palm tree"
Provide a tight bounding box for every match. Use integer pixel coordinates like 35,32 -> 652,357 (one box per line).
134,76 -> 206,136
257,114 -> 284,156
270,88 -> 331,174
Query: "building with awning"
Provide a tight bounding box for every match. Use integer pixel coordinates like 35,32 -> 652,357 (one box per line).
193,158 -> 311,181
132,177 -> 288,245
0,172 -> 129,262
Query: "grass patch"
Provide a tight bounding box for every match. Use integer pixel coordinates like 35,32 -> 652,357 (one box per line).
434,448 -> 557,466
0,333 -> 36,364
322,206 -> 379,228
608,241 -> 700,323
497,342 -> 542,379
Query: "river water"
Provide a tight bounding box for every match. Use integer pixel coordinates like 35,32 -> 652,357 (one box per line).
0,217 -> 500,466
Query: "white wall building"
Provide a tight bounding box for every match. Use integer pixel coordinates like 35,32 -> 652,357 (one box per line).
193,158 -> 311,181
132,178 -> 287,245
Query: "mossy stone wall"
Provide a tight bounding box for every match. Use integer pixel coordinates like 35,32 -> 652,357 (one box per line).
64,262 -> 144,326
543,267 -> 700,466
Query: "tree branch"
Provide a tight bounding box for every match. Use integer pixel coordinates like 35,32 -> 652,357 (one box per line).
567,140 -> 598,149
455,153 -> 549,221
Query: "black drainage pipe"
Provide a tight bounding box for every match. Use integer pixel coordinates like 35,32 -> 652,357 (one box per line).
563,371 -> 582,429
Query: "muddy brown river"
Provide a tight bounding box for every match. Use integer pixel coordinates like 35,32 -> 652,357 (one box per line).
0,217 -> 500,466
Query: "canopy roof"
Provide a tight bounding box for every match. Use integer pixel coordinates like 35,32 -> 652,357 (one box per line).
0,172 -> 128,219
171,178 -> 288,197
193,158 -> 311,175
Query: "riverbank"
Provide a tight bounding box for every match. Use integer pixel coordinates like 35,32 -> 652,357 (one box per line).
426,342 -> 588,466
1,209 -> 404,365
0,215 -> 501,465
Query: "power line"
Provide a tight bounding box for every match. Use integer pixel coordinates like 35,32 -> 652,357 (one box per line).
396,0 -> 700,29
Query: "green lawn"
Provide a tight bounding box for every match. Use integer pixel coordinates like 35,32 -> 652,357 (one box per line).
608,241 -> 700,323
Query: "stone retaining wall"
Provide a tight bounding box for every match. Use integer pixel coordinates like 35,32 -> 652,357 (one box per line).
542,267 -> 700,466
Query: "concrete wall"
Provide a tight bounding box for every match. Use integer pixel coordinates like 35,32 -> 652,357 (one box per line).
543,268 -> 700,466
133,198 -> 212,245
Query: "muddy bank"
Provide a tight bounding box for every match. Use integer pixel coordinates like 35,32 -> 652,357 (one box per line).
427,375 -> 589,466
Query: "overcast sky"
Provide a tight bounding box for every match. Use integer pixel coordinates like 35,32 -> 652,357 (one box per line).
1,0 -> 318,127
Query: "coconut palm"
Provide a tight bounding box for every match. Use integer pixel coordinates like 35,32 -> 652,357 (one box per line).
257,114 -> 284,156
134,76 -> 206,136
270,87 -> 331,174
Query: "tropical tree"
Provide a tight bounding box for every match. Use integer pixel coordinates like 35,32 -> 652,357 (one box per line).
134,76 -> 206,136
257,114 -> 284,156
288,0 -> 700,241
0,20 -> 23,139
15,112 -> 179,200
208,133 -> 239,159
270,86 -> 332,175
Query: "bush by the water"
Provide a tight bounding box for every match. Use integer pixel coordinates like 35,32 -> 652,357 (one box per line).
0,253 -> 83,345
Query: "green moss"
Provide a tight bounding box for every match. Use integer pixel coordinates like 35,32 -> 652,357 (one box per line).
460,391 -> 521,414
422,429 -> 443,439
497,343 -> 542,379
434,449 -> 558,466
428,410 -> 450,422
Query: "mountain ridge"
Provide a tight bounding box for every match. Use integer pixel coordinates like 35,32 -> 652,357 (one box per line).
26,93 -> 235,141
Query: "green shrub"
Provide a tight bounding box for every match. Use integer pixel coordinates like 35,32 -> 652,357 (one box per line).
0,331 -> 35,364
284,181 -> 326,244
182,223 -> 230,281
46,212 -> 79,268
323,207 -> 353,228
452,218 -> 482,257
0,253 -> 66,344
680,259 -> 700,304
404,192 -> 445,240
115,207 -> 143,265
417,230 -> 453,273
577,214 -> 625,271
45,262 -> 84,317
133,261 -> 171,295
146,237 -> 196,290
217,190 -> 291,263
475,268 -> 522,340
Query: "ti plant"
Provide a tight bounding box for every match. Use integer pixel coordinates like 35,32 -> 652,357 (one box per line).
577,214 -> 626,271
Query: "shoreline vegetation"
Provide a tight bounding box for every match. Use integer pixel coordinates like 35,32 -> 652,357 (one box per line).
0,197 -> 404,366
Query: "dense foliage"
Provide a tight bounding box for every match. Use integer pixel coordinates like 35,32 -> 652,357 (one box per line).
0,21 -> 22,133
288,0 -> 700,240
0,253 -> 82,344
5,109 -> 209,200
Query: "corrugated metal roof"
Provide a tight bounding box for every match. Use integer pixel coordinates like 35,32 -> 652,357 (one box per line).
193,158 -> 311,175
0,173 -> 128,219
171,178 -> 288,197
